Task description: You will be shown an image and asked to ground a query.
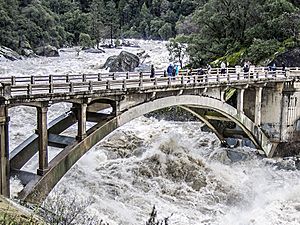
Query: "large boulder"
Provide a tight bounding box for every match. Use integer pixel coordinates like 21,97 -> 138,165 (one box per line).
0,46 -> 22,61
35,45 -> 59,57
271,48 -> 300,67
102,51 -> 140,72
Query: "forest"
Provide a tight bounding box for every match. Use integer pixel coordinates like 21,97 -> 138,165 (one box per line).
0,0 -> 300,66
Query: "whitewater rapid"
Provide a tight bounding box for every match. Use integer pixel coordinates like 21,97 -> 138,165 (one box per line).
1,40 -> 300,225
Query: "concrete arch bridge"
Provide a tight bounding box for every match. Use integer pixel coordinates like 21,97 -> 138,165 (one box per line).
0,67 -> 299,204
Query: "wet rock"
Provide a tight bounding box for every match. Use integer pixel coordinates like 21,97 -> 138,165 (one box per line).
226,149 -> 249,162
21,48 -> 37,58
0,46 -> 22,61
102,51 -> 140,72
264,157 -> 297,170
83,48 -> 105,53
209,148 -> 253,164
35,45 -> 59,57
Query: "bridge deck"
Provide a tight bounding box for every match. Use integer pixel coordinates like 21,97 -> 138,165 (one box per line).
0,67 -> 298,104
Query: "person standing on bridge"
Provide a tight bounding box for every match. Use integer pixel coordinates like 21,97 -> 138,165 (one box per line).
220,61 -> 226,75
167,64 -> 173,77
150,65 -> 155,80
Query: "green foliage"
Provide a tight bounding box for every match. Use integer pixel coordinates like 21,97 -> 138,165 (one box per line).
1,0 -> 300,65
0,0 -> 204,53
79,33 -> 92,48
167,35 -> 188,68
182,0 -> 300,67
158,23 -> 173,40
246,39 -> 281,64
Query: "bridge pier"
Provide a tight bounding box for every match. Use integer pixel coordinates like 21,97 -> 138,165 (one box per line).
0,106 -> 9,197
76,103 -> 87,141
37,106 -> 48,176
237,88 -> 245,114
254,87 -> 263,126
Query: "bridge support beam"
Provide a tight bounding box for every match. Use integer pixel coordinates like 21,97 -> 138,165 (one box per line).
255,87 -> 263,126
37,106 -> 48,176
0,106 -> 9,197
237,89 -> 245,114
76,103 -> 87,141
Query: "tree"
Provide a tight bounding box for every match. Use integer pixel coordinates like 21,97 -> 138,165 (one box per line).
158,23 -> 173,40
90,0 -> 106,48
167,35 -> 188,68
104,0 -> 119,46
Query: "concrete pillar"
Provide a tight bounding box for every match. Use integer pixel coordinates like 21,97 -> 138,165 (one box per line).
255,87 -> 263,126
37,106 -> 48,176
220,89 -> 226,102
237,89 -> 245,114
77,103 -> 87,141
0,106 -> 9,197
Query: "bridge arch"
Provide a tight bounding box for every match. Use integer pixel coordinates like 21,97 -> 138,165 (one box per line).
18,95 -> 272,204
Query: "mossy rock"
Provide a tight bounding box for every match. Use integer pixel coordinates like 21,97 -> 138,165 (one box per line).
0,196 -> 44,225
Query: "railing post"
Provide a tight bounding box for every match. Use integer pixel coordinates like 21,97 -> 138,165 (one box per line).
216,74 -> 219,82
49,75 -> 53,93
69,82 -> 74,93
122,79 -> 127,91
139,72 -> 143,89
49,75 -> 53,83
66,75 -> 70,83
106,80 -> 110,89
31,76 -> 35,84
1,83 -> 11,98
37,105 -> 49,176
49,83 -> 54,94
0,106 -> 10,197
27,84 -> 32,95
112,73 -> 116,80
126,72 -> 129,79
88,81 -> 93,92
82,74 -> 87,82
11,76 -> 16,85
97,73 -> 102,81
237,73 -> 240,80
181,75 -> 184,85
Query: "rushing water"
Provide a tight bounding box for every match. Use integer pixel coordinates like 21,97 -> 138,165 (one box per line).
1,40 -> 300,225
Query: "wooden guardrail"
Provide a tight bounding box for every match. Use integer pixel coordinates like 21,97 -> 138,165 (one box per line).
0,67 -> 299,98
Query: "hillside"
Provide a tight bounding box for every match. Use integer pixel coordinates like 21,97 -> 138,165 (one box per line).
0,0 -> 300,66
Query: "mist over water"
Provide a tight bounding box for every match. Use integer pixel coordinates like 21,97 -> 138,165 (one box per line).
2,40 -> 300,225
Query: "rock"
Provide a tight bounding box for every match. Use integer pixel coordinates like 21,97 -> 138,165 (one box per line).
35,45 -> 59,57
21,48 -> 37,58
0,195 -> 44,224
271,48 -> 300,67
137,50 -> 145,57
102,51 -> 140,72
82,48 -> 105,53
0,46 -> 22,61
